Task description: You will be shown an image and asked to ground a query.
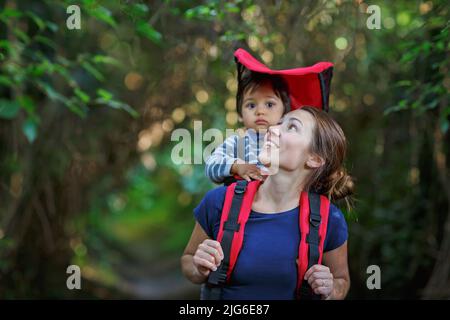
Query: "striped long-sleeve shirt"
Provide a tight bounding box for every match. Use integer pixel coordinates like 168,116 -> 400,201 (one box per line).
205,129 -> 266,184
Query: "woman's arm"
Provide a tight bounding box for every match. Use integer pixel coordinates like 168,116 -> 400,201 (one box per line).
323,241 -> 350,299
304,241 -> 350,300
181,222 -> 224,284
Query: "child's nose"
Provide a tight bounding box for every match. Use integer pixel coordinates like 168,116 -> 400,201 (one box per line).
255,104 -> 266,115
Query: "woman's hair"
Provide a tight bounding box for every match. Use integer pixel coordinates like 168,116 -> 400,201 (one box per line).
301,106 -> 354,207
236,70 -> 291,116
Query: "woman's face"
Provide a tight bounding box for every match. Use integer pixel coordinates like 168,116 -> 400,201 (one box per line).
259,109 -> 318,173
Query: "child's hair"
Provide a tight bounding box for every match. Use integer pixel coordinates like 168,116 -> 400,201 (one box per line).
236,71 -> 291,116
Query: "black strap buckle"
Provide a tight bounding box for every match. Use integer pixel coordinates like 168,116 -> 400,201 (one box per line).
208,266 -> 227,286
309,215 -> 321,227
234,180 -> 247,194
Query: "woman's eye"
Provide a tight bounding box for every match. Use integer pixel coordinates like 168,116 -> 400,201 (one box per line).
288,124 -> 297,131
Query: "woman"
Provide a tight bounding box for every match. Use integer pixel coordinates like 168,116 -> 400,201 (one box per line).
181,107 -> 353,299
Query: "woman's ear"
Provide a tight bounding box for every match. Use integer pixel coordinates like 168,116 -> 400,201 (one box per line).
306,154 -> 325,169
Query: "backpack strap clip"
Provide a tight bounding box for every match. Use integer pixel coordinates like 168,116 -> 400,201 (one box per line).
309,215 -> 321,227
234,180 -> 247,194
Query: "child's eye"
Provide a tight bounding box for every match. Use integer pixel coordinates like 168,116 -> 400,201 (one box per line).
266,102 -> 274,108
246,103 -> 256,109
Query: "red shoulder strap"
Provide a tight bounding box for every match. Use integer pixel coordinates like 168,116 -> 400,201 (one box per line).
296,192 -> 330,295
217,180 -> 261,282
217,184 -> 330,292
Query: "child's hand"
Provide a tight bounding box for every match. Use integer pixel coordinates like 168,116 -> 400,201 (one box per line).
231,159 -> 263,181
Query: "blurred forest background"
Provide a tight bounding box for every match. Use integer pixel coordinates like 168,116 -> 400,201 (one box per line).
0,0 -> 448,299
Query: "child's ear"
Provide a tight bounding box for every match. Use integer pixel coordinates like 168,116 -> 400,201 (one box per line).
306,154 -> 325,169
238,115 -> 243,122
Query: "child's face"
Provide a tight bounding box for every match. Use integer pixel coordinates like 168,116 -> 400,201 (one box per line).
240,82 -> 285,132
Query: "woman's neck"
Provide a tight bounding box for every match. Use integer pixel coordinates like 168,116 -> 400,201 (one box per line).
253,168 -> 309,213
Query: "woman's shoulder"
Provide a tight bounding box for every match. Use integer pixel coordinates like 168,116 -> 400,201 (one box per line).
193,186 -> 227,238
328,203 -> 348,229
202,185 -> 227,205
324,202 -> 348,252
329,202 -> 345,219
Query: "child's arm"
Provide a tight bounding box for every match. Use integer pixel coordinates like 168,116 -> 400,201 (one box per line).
205,135 -> 239,184
205,135 -> 263,184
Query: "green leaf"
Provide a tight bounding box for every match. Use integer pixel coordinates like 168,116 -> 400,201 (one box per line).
66,99 -> 88,118
184,5 -> 216,20
94,90 -> 139,118
89,6 -> 117,27
98,98 -> 139,118
384,100 -> 408,115
81,61 -> 105,81
136,21 -> 162,44
225,3 -> 240,13
17,96 -> 35,115
37,81 -> 69,104
440,117 -> 449,133
0,40 -> 11,51
440,107 -> 450,133
0,76 -> 13,87
35,35 -> 57,49
0,99 -> 20,119
394,80 -> 412,88
219,31 -> 246,42
170,8 -> 181,15
93,55 -> 121,67
22,118 -> 37,143
0,8 -> 22,20
74,88 -> 90,103
53,64 -> 71,81
26,11 -> 46,30
125,3 -> 149,19
46,21 -> 59,32
13,28 -> 30,44
30,60 -> 54,77
97,88 -> 113,101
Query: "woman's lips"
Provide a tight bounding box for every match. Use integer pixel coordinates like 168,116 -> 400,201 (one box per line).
265,136 -> 279,149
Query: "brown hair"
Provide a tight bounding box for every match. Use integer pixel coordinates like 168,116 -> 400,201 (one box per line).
236,71 -> 291,116
301,106 -> 354,207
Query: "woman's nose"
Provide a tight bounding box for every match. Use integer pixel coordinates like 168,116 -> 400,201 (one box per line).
268,124 -> 281,136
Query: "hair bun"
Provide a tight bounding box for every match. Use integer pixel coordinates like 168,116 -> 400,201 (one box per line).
329,169 -> 354,201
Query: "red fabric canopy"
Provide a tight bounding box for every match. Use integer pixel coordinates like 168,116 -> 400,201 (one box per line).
234,48 -> 334,112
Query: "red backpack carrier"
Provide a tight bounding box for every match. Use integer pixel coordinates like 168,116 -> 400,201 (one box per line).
201,180 -> 330,300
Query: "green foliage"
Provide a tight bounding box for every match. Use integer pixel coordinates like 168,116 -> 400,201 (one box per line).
0,0 -> 148,143
385,23 -> 449,133
0,0 -> 448,299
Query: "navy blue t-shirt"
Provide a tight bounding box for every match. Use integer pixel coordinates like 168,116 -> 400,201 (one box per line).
193,186 -> 348,300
